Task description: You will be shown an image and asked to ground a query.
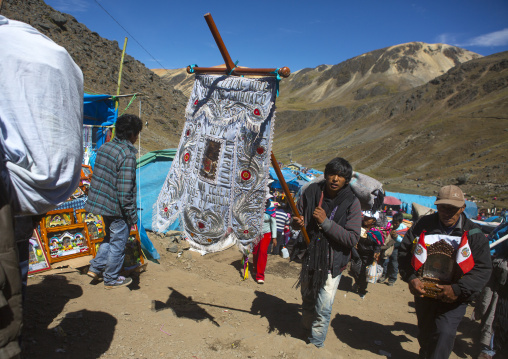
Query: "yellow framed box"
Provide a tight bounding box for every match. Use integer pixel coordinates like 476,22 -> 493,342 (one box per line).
75,209 -> 106,241
42,223 -> 91,264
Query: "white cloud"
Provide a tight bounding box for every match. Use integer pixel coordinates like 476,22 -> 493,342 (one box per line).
48,0 -> 89,13
462,28 -> 508,47
435,33 -> 457,45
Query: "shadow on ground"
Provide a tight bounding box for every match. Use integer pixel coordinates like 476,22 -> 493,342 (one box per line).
152,287 -> 220,326
250,290 -> 302,338
23,275 -> 117,359
331,313 -> 418,358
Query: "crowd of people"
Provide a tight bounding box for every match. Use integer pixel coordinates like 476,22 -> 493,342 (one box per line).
254,161 -> 507,358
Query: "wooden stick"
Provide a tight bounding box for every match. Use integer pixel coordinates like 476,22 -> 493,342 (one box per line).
194,13 -> 290,78
204,13 -> 235,72
270,152 -> 310,245
187,65 -> 290,78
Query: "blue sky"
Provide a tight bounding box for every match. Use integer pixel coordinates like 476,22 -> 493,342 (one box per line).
45,0 -> 508,72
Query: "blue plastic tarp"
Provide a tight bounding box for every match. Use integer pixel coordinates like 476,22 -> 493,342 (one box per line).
83,94 -> 117,149
136,151 -> 180,233
385,191 -> 478,218
307,169 -> 323,175
269,167 -> 301,191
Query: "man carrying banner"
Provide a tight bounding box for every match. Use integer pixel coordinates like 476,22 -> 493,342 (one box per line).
398,185 -> 492,359
292,157 -> 362,348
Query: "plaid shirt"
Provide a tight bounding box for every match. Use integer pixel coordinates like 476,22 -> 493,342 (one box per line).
85,137 -> 138,225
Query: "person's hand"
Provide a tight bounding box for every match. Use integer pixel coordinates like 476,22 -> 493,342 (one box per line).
292,216 -> 304,229
373,252 -> 380,261
272,238 -> 277,247
435,284 -> 458,303
409,278 -> 426,297
390,229 -> 398,238
313,207 -> 327,224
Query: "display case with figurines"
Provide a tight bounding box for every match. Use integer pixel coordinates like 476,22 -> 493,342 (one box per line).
417,239 -> 460,298
43,209 -> 74,229
28,230 -> 51,274
75,209 -> 106,242
42,223 -> 91,263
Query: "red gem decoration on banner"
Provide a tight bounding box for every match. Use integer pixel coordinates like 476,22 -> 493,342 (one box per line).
253,108 -> 261,116
256,147 -> 265,155
184,153 -> 190,162
164,207 -> 168,212
243,230 -> 249,234
198,222 -> 205,229
186,129 -> 190,136
241,170 -> 251,181
194,99 -> 198,105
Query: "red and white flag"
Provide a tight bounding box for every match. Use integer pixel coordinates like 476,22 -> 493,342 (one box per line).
411,231 -> 427,271
456,231 -> 475,274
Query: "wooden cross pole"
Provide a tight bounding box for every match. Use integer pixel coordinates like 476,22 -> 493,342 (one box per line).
186,12 -> 309,245
186,13 -> 291,78
270,152 -> 311,245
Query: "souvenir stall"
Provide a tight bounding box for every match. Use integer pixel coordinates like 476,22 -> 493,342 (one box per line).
28,163 -> 145,275
28,92 -> 145,275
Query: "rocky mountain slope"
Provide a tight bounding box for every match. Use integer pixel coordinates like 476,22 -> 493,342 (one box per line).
2,0 -> 188,153
276,42 -> 481,110
274,51 -> 508,203
3,0 -> 507,205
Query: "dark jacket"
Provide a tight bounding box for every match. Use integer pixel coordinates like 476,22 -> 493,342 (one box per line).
398,212 -> 492,302
0,175 -> 22,359
297,182 -> 362,277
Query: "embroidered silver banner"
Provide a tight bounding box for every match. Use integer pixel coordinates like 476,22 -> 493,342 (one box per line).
153,74 -> 277,254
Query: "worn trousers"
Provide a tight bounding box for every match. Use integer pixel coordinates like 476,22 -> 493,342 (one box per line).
415,296 -> 467,359
301,272 -> 342,347
89,216 -> 129,285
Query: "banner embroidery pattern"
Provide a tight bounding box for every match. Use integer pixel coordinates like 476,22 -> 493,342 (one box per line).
153,74 -> 277,254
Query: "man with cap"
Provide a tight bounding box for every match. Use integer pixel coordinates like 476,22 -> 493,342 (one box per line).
398,185 -> 492,359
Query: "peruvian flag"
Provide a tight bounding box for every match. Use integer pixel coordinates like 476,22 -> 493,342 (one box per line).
456,231 -> 475,274
411,231 -> 427,271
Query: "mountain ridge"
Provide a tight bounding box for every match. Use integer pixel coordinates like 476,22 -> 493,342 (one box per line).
3,0 -> 507,207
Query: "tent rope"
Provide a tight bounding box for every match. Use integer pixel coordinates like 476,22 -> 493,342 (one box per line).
119,94 -> 138,117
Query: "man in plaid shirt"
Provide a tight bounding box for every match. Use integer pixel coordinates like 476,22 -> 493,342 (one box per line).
86,114 -> 142,289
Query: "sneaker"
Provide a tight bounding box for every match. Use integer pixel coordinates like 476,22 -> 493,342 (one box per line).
87,270 -> 103,281
105,276 -> 132,289
377,276 -> 387,283
359,293 -> 366,300
257,279 -> 264,284
387,280 -> 395,286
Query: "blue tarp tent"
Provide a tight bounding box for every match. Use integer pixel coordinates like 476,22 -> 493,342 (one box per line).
136,149 -> 179,233
135,149 -> 180,260
385,191 -> 478,218
83,94 -> 118,150
269,167 -> 301,191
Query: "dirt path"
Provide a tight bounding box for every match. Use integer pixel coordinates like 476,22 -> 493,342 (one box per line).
22,233 -> 481,359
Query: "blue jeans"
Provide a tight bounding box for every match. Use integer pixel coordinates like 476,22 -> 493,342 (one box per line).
301,273 -> 342,347
382,247 -> 399,282
89,216 -> 129,285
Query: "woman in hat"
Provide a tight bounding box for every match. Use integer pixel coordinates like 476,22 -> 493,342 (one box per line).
353,211 -> 386,298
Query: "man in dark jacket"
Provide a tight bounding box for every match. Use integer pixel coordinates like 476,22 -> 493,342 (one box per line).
292,157 -> 362,347
86,114 -> 142,289
398,185 -> 492,359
